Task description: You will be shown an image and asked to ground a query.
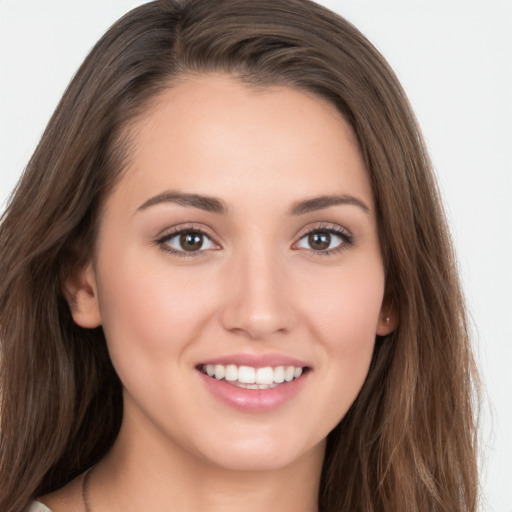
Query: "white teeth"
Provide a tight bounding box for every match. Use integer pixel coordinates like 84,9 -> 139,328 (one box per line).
214,364 -> 225,380
255,366 -> 274,385
202,363 -> 305,385
284,366 -> 295,382
225,364 -> 238,382
238,366 -> 256,384
233,382 -> 278,390
274,366 -> 285,383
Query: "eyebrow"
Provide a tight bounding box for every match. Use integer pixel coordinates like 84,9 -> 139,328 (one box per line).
136,192 -> 228,214
289,195 -> 370,215
135,191 -> 369,216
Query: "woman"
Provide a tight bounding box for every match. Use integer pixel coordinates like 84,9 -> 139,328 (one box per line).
0,0 -> 479,511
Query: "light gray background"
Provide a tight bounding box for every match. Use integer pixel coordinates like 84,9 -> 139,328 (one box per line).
1,1 -> 511,510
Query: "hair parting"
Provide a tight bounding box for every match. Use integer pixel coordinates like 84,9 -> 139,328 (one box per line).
0,1 -> 479,510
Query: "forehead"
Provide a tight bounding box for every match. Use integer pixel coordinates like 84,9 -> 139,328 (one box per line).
110,73 -> 373,214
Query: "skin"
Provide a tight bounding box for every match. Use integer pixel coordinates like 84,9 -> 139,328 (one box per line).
43,74 -> 395,512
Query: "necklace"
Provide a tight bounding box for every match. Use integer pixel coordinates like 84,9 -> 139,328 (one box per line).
80,466 -> 320,512
82,467 -> 93,512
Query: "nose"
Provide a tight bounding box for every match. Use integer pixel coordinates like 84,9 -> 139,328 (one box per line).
219,244 -> 296,340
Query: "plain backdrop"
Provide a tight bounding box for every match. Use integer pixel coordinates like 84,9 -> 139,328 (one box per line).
1,1 -> 511,510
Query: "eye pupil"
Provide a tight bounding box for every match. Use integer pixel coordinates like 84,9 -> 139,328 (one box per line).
309,232 -> 331,250
180,232 -> 203,251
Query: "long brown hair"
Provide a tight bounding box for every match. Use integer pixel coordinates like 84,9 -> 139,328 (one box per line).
0,1 -> 479,510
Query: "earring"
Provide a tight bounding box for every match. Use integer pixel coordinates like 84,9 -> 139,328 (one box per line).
385,317 -> 390,324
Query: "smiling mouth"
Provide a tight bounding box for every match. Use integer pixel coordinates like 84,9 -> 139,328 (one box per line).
198,364 -> 308,389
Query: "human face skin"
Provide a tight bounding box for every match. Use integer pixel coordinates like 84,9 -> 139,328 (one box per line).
74,74 -> 390,476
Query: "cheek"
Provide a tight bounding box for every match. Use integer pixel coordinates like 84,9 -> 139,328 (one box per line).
298,258 -> 384,409
94,253 -> 224,428
302,259 -> 385,345
95,252 -> 219,363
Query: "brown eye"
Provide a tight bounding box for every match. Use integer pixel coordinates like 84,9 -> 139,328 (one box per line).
160,229 -> 217,255
308,232 -> 331,250
180,232 -> 204,251
295,226 -> 351,254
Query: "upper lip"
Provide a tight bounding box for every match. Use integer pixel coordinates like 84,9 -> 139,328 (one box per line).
198,353 -> 310,369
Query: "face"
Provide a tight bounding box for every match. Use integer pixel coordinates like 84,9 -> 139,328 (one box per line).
70,74 -> 393,472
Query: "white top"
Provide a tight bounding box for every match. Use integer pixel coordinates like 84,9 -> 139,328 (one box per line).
24,501 -> 53,512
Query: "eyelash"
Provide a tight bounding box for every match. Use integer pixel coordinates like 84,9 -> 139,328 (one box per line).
293,224 -> 354,256
155,224 -> 218,258
155,223 -> 354,258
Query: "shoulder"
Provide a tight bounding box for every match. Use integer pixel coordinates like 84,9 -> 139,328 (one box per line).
24,502 -> 53,512
31,470 -> 87,512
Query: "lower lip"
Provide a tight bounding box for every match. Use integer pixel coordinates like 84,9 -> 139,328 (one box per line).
197,370 -> 308,412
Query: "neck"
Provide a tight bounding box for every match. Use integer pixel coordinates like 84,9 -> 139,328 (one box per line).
90,414 -> 325,512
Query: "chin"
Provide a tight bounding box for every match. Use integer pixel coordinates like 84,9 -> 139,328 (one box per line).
196,434 -> 325,473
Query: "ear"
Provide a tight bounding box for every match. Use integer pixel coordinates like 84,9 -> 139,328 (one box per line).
63,262 -> 102,328
376,299 -> 398,336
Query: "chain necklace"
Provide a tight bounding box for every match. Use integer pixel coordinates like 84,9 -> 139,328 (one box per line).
82,467 -> 93,512
80,465 -> 319,511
